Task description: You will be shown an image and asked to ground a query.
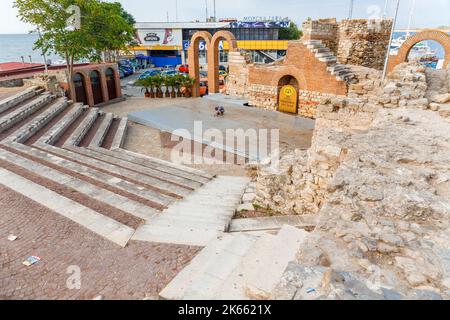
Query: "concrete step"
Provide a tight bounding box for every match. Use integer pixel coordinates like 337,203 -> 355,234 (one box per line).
242,226 -> 309,299
133,176 -> 250,246
110,117 -> 128,150
89,113 -> 113,148
319,56 -> 337,64
93,147 -> 214,183
159,233 -> 258,300
229,215 -> 317,232
132,224 -> 222,247
0,94 -> 54,133
74,145 -> 201,191
8,141 -> 176,208
3,97 -> 70,144
312,47 -> 331,54
315,52 -> 334,58
37,103 -> 85,145
63,108 -> 99,147
0,167 -> 135,247
0,86 -> 40,114
0,147 -> 157,221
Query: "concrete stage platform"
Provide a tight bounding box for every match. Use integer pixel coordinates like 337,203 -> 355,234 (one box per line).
128,97 -> 315,161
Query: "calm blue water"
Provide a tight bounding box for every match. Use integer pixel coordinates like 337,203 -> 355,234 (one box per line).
0,34 -> 61,64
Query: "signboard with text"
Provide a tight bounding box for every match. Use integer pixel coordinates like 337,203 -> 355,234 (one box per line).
137,29 -> 182,47
279,85 -> 298,114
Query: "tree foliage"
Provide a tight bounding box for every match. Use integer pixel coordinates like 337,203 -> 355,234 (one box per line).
278,22 -> 303,40
14,0 -> 136,81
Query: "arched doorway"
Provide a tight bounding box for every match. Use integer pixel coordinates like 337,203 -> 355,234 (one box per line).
388,29 -> 450,72
188,31 -> 213,98
105,68 -> 117,100
277,75 -> 299,114
209,31 -> 238,94
73,73 -> 88,105
90,70 -> 103,105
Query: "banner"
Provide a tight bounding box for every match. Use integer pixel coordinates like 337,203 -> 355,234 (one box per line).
136,29 -> 182,46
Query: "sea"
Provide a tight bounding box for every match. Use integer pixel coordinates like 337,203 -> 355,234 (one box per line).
0,32 -> 447,64
0,33 -> 62,64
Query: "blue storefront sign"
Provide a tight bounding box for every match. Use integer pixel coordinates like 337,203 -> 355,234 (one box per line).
183,40 -> 224,51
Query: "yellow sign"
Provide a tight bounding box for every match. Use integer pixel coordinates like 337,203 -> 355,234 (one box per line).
279,85 -> 298,114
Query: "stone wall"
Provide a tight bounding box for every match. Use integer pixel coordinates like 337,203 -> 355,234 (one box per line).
226,51 -> 251,97
337,19 -> 393,70
302,18 -> 339,55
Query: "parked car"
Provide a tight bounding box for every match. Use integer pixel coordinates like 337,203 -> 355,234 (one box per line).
162,70 -> 181,76
179,64 -> 189,73
119,66 -> 133,77
138,69 -> 161,80
119,69 -> 125,79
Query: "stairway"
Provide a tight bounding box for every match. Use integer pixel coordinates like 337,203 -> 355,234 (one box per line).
303,40 -> 357,84
159,225 -> 309,300
0,87 -> 249,248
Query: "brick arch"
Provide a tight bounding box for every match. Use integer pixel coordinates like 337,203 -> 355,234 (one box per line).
389,29 -> 450,72
208,31 -> 238,93
188,31 -> 212,97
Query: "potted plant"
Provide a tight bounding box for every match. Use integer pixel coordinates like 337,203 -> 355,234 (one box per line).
182,76 -> 195,98
165,75 -> 177,98
174,74 -> 184,97
135,78 -> 151,98
153,74 -> 164,98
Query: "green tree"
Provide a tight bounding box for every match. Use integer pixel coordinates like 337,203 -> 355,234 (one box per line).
14,0 -> 135,83
278,22 -> 303,40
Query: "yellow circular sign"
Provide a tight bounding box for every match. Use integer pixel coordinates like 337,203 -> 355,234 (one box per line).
283,87 -> 294,97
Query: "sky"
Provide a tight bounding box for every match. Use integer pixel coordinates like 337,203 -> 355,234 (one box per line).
1,0 -> 449,34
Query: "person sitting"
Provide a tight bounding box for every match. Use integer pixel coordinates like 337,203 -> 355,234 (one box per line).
214,106 -> 225,117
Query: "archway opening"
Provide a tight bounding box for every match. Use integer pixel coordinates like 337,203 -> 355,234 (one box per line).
73,73 -> 88,105
407,40 -> 446,70
105,68 -> 117,100
277,75 -> 299,114
188,32 -> 212,97
90,70 -> 103,105
209,32 -> 237,94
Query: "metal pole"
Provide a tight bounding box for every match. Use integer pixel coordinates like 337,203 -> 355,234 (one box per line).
205,0 -> 208,21
175,0 -> 179,22
214,0 -> 216,21
383,0 -> 389,18
382,0 -> 401,80
348,0 -> 354,19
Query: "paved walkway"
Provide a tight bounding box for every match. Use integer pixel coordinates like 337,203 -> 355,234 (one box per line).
0,185 -> 200,300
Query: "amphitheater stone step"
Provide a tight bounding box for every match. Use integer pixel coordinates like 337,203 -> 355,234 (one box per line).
0,94 -> 54,133
0,86 -> 41,114
8,141 -> 176,208
92,147 -> 213,183
89,112 -> 114,148
71,145 -> 201,191
110,117 -> 128,150
3,97 -> 70,144
37,103 -> 85,145
0,167 -> 135,247
63,108 -> 99,147
0,147 -> 158,221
